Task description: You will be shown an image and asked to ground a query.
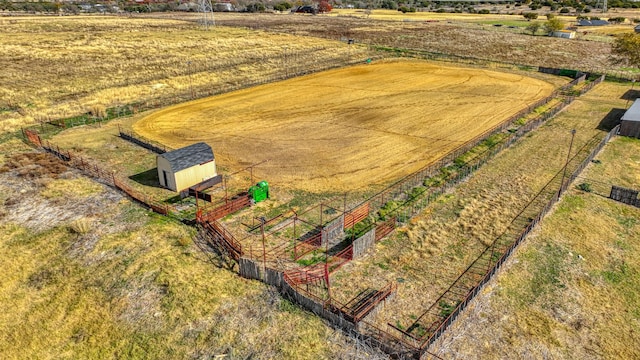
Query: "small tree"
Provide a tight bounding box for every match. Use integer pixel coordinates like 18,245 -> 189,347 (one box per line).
609,16 -> 626,24
318,0 -> 332,12
523,12 -> 539,20
246,3 -> 265,12
526,21 -> 542,35
611,33 -> 640,68
544,18 -> 565,34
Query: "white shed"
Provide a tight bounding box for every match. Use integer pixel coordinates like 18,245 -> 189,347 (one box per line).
157,142 -> 217,192
620,99 -> 640,138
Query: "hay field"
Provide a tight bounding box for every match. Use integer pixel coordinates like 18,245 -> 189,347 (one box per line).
134,59 -> 555,193
330,81 -> 630,337
0,16 -> 367,132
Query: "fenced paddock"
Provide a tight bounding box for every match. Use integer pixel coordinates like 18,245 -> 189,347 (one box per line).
22,129 -> 173,216
184,69 -> 611,359
19,51 -> 613,358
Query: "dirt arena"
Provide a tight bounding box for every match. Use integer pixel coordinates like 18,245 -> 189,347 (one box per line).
134,60 -> 556,193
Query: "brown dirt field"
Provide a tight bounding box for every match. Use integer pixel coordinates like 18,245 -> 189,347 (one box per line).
134,59 -> 555,193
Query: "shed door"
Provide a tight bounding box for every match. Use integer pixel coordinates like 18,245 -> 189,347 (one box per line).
162,170 -> 169,187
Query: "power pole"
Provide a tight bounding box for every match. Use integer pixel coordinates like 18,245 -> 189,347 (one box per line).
198,0 -> 215,30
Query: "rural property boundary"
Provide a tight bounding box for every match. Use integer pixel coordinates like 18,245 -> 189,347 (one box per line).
19,61 -> 610,359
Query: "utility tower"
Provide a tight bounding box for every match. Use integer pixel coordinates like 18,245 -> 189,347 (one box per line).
595,0 -> 607,13
198,0 -> 215,30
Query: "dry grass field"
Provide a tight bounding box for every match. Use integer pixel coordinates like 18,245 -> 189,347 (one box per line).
203,11 -> 616,75
4,12 -> 640,359
0,16 -> 369,132
0,140 -> 382,359
134,59 -> 555,193
431,136 -> 640,359
329,81 -> 633,342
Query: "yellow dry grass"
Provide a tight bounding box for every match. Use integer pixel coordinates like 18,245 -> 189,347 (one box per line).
134,59 -> 554,193
0,16 -> 367,133
41,177 -> 104,199
580,135 -> 640,189
0,164 -> 360,359
330,81 -> 633,332
431,155 -> 640,359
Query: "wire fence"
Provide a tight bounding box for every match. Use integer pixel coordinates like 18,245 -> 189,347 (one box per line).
17,53 -> 617,359
118,125 -> 172,154
415,124 -> 621,352
22,51 -> 379,140
22,128 -> 173,215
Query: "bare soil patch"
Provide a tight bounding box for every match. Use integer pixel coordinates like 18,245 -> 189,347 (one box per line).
135,59 -> 555,193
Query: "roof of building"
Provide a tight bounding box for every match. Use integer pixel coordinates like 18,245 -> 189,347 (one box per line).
578,19 -> 610,26
159,142 -> 214,172
622,99 -> 640,122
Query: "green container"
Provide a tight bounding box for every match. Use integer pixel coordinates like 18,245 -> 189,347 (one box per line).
249,181 -> 269,203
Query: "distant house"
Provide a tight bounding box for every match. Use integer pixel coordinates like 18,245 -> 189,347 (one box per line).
552,30 -> 576,39
635,24 -> 640,33
214,3 -> 234,12
294,5 -> 317,14
577,19 -> 610,26
157,142 -> 217,192
620,99 -> 640,138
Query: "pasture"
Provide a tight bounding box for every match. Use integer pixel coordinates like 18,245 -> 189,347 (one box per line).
329,80 -> 634,349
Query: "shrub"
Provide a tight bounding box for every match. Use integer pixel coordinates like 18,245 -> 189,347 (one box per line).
69,218 -> 92,234
90,104 -> 106,119
177,237 -> 191,247
526,21 -> 542,35
378,201 -> 401,221
478,9 -> 490,14
560,7 -> 570,13
523,12 -> 539,20
578,183 -> 592,192
273,2 -> 292,11
381,0 -> 398,9
609,16 -> 626,24
245,3 -> 265,12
